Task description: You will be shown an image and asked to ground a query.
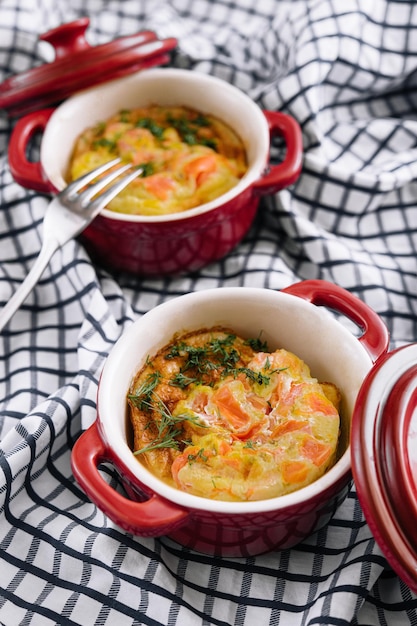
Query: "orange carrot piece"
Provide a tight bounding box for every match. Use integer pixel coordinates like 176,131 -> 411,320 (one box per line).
143,174 -> 175,200
305,392 -> 339,416
212,384 -> 253,435
272,419 -> 309,439
301,436 -> 333,467
282,460 -> 309,484
218,439 -> 232,456
184,154 -> 217,186
171,454 -> 188,484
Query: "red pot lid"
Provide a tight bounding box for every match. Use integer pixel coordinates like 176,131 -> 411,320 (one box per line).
352,343 -> 417,592
0,18 -> 177,117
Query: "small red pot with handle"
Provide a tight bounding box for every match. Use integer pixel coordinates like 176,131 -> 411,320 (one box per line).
71,280 -> 390,557
8,67 -> 303,276
352,342 -> 417,593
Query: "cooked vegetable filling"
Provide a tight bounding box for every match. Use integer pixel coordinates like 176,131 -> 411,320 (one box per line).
127,327 -> 341,502
68,106 -> 247,216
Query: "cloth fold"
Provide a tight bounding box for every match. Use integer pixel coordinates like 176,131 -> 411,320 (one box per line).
0,0 -> 416,624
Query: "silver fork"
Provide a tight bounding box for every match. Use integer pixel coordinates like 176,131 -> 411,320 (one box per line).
0,158 -> 142,332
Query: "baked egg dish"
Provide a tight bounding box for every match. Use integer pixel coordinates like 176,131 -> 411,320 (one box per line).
68,105 -> 247,216
127,327 -> 341,502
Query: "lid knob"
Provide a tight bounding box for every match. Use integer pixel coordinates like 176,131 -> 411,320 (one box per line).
40,17 -> 91,59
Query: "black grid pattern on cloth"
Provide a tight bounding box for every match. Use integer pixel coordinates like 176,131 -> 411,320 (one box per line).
0,0 -> 417,624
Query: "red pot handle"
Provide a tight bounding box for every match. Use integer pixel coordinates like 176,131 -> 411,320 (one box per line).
281,279 -> 390,362
253,111 -> 303,195
8,108 -> 56,193
71,420 -> 189,536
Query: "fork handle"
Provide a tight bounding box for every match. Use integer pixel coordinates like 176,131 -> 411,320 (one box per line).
0,237 -> 59,332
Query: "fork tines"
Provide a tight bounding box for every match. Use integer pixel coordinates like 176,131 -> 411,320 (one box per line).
63,158 -> 143,211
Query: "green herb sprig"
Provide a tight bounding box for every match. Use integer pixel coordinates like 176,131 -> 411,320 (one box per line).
164,332 -> 280,389
135,117 -> 164,139
166,114 -> 217,150
133,397 -> 203,456
128,371 -> 161,411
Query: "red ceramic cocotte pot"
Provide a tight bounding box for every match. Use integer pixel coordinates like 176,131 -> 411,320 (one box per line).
8,68 -> 303,276
352,342 -> 417,593
71,280 -> 390,557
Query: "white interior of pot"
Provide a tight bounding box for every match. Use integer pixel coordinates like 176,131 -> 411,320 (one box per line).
41,68 -> 270,222
97,287 -> 373,514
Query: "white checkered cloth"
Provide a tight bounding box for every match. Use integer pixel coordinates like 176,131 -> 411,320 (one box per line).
0,0 -> 416,624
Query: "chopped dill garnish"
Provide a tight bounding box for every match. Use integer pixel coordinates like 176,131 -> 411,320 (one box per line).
187,448 -> 208,463
92,137 -> 117,151
165,342 -> 187,359
199,137 -> 217,150
93,121 -> 106,136
164,332 -> 281,387
208,333 -> 236,355
169,372 -> 199,389
193,114 -> 211,127
165,114 -> 217,151
118,109 -> 131,123
165,333 -> 240,377
182,345 -> 212,373
133,397 -> 204,455
135,117 -> 164,139
128,371 -> 161,411
230,367 -> 272,386
244,334 -> 269,352
137,162 -> 155,177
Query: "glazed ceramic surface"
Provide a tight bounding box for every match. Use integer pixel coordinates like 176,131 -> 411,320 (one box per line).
71,280 -> 389,556
0,19 -> 177,116
352,342 -> 417,593
8,68 -> 303,275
